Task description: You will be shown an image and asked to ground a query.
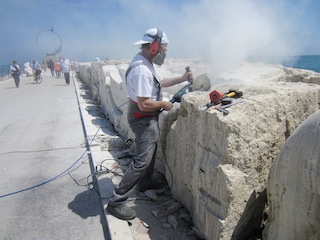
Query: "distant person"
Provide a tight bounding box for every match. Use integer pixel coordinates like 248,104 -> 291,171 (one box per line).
31,59 -> 41,81
54,61 -> 61,78
60,57 -> 71,85
41,59 -> 47,72
47,59 -> 55,76
10,60 -> 21,88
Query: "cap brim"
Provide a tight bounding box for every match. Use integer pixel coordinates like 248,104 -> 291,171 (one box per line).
134,40 -> 152,45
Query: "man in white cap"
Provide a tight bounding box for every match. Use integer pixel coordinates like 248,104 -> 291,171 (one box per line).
106,28 -> 192,220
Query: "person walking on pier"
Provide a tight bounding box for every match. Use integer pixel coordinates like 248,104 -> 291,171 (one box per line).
54,61 -> 61,78
31,59 -> 42,82
47,59 -> 55,76
10,60 -> 21,88
60,57 -> 71,85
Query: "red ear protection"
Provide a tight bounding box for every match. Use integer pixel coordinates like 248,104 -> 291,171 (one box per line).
148,29 -> 163,55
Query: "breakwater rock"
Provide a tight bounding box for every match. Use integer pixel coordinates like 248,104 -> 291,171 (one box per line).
77,59 -> 320,240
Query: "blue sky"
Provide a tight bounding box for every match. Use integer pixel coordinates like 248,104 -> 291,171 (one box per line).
1,0 -> 319,66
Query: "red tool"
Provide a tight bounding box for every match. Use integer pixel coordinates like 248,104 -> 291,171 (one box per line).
205,89 -> 244,115
209,89 -> 243,104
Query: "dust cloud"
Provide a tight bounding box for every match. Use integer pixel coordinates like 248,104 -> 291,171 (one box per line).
162,0 -> 308,74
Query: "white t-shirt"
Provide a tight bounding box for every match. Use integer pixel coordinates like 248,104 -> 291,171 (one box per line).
60,59 -> 70,73
10,64 -> 20,72
126,54 -> 162,102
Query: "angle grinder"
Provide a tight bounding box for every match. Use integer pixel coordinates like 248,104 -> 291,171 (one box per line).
169,68 -> 211,103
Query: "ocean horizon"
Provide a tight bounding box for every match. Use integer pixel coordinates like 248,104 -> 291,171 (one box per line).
247,55 -> 320,73
1,55 -> 320,78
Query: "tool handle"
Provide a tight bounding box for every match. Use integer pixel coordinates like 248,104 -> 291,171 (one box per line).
226,90 -> 243,98
226,92 -> 236,98
185,66 -> 193,83
217,108 -> 229,115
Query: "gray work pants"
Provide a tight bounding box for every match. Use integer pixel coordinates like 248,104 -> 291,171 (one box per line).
108,116 -> 159,205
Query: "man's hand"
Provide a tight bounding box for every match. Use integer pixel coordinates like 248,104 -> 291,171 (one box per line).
162,101 -> 173,111
183,71 -> 193,83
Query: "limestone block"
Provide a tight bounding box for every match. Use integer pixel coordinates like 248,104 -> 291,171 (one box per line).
97,65 -> 131,140
117,67 -> 126,81
99,75 -> 110,121
109,67 -> 128,109
98,65 -> 116,115
282,67 -> 320,85
78,59 -> 320,239
108,67 -> 131,138
154,103 -> 181,174
264,110 -> 320,240
99,65 -> 112,86
165,80 -> 320,239
91,61 -> 105,103
78,62 -> 91,87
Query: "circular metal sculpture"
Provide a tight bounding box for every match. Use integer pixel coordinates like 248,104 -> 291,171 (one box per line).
36,27 -> 62,56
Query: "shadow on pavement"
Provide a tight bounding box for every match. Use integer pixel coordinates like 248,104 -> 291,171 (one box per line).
68,189 -> 102,219
68,189 -> 111,239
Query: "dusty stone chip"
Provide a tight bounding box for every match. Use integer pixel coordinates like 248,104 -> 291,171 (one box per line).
178,208 -> 190,219
165,201 -> 182,215
151,210 -> 158,218
144,190 -> 158,201
168,215 -> 178,229
161,223 -> 172,229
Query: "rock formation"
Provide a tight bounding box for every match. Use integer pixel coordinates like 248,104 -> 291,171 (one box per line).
165,64 -> 320,239
76,59 -> 320,240
263,109 -> 320,240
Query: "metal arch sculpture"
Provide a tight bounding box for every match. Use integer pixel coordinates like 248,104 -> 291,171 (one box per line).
36,27 -> 62,56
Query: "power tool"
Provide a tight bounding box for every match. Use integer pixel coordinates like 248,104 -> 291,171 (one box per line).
209,89 -> 243,104
206,89 -> 243,108
169,83 -> 193,103
169,67 -> 211,103
169,67 -> 193,103
205,89 -> 244,115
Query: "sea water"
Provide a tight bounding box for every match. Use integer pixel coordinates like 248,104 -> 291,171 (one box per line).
249,55 -> 320,73
282,55 -> 320,73
1,55 -> 319,78
0,65 -> 10,78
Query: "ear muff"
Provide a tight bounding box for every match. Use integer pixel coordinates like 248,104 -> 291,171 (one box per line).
148,29 -> 163,55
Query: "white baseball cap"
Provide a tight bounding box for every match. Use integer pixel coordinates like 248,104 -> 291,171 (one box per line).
134,28 -> 169,45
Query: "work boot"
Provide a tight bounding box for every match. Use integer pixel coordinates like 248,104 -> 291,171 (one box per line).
106,204 -> 136,220
136,179 -> 165,192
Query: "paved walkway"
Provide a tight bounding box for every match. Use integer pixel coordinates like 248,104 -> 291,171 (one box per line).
0,70 -> 108,240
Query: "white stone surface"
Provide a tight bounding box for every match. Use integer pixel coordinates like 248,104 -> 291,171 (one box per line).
263,110 -> 320,240
77,59 -> 320,240
165,64 -> 320,239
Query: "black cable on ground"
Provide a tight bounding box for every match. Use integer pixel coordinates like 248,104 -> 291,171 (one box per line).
0,144 -> 84,156
0,148 -> 89,199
